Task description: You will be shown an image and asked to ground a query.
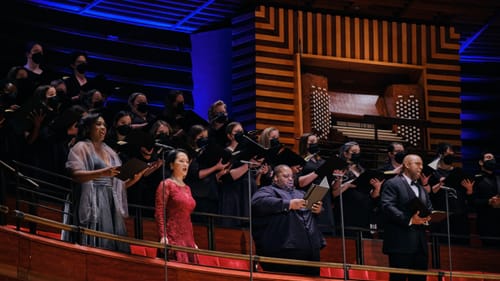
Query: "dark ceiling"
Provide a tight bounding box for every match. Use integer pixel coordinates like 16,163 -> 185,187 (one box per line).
22,0 -> 500,60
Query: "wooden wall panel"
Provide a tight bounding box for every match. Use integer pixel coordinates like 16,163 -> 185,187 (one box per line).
252,4 -> 461,151
0,230 -> 19,280
252,6 -> 298,146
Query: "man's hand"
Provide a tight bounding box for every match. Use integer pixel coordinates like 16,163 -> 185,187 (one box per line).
289,198 -> 306,210
411,211 -> 431,225
310,201 -> 323,214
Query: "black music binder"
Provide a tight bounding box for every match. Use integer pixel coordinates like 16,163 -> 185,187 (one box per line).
315,156 -> 347,179
116,158 -> 149,181
268,147 -> 306,167
407,197 -> 448,223
197,142 -> 233,166
232,134 -> 269,162
351,169 -> 398,192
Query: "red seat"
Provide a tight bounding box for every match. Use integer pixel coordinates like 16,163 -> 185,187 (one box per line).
218,257 -> 250,270
320,267 -> 344,278
144,247 -> 158,257
349,269 -> 370,280
197,254 -> 220,267
372,271 -> 390,281
36,230 -> 61,240
130,245 -> 157,258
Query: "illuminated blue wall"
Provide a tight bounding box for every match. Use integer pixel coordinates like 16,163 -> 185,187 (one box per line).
191,28 -> 233,121
460,61 -> 500,173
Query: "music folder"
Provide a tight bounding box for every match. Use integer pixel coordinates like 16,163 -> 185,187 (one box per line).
443,167 -> 471,187
268,147 -> 306,167
197,142 -> 233,166
352,169 -> 398,193
303,177 -> 330,209
407,197 -> 448,223
315,156 -> 347,179
423,157 -> 440,177
233,134 -> 269,162
115,158 -> 149,181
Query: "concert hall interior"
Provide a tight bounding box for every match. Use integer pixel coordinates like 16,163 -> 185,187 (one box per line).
1,1 -> 500,281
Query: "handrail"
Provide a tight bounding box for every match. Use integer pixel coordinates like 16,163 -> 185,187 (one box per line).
17,199 -> 72,216
3,206 -> 499,281
13,209 -> 75,232
0,205 -> 8,214
12,160 -> 73,181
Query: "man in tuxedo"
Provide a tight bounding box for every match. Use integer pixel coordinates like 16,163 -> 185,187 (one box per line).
380,154 -> 433,281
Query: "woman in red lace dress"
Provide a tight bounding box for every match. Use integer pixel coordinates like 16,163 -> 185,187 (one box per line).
155,149 -> 198,263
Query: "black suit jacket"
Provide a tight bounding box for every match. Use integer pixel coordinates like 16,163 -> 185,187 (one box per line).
251,184 -> 325,254
380,175 -> 432,255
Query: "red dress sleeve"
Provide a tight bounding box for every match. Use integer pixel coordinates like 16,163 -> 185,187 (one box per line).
155,179 -> 171,239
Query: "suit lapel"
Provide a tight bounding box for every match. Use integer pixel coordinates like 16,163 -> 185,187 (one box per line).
398,175 -> 417,200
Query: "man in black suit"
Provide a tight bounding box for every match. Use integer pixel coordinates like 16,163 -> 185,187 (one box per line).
251,164 -> 325,276
380,154 -> 432,281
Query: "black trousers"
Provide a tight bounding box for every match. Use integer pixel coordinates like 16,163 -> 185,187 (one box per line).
388,252 -> 428,281
259,248 -> 320,276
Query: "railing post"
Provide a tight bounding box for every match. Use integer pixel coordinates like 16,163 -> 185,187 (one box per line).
71,181 -> 80,244
207,215 -> 215,250
431,234 -> 441,269
134,207 -> 144,240
356,230 -> 364,265
0,167 -> 6,225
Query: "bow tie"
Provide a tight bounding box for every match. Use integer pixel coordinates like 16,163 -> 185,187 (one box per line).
411,181 -> 419,186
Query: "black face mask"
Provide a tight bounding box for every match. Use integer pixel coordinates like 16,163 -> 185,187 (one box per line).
137,102 -> 148,113
234,131 -> 245,143
196,137 -> 209,148
176,102 -> 185,112
116,124 -> 131,136
156,133 -> 170,144
46,96 -> 59,109
56,90 -> 66,96
442,154 -> 455,165
76,63 -> 88,74
308,143 -> 320,154
93,100 -> 104,109
270,138 -> 280,148
31,52 -> 44,64
350,153 -> 361,164
483,159 -> 497,171
213,112 -> 228,124
395,151 -> 406,164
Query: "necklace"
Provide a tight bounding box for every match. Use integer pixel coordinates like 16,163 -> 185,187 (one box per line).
170,176 -> 185,186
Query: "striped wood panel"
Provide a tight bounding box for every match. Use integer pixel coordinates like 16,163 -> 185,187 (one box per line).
252,5 -> 461,151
